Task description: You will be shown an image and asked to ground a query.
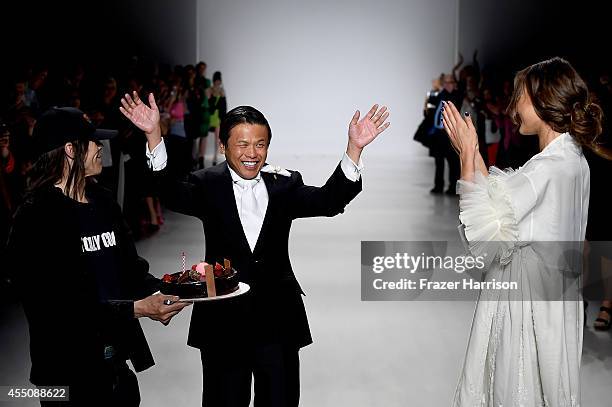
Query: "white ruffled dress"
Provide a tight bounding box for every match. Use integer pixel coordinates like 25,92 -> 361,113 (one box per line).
452,133 -> 590,407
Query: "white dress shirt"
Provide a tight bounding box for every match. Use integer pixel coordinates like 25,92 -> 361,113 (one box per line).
145,139 -> 364,251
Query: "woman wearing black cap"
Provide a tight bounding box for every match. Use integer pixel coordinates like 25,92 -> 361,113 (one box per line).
5,107 -> 190,406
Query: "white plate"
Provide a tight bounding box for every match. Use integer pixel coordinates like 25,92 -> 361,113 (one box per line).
178,282 -> 250,303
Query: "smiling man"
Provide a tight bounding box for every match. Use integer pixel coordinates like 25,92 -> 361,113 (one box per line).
120,93 -> 389,407
226,122 -> 267,177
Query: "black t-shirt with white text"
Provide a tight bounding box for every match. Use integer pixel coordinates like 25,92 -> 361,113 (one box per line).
73,196 -> 121,302
69,193 -> 125,350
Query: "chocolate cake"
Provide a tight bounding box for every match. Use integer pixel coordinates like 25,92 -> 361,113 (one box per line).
160,259 -> 239,298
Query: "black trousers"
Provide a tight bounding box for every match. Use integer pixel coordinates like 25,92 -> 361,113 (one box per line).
434,153 -> 460,191
200,343 -> 300,407
39,360 -> 140,407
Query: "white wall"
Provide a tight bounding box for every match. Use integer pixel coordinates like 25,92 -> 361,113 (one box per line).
197,0 -> 458,158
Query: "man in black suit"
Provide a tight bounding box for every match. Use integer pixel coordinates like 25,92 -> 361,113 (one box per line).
120,92 -> 390,407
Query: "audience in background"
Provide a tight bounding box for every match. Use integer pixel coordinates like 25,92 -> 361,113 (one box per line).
416,51 -> 562,188
208,71 -> 227,166
417,54 -> 612,330
1,122 -> 17,247
0,57 -> 226,245
426,73 -> 462,195
193,62 -> 212,170
584,73 -> 612,329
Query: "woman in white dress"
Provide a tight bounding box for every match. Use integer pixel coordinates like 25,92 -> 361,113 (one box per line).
441,57 -> 609,406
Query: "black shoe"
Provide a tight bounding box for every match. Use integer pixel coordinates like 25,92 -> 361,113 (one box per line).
445,188 -> 456,195
212,160 -> 217,166
430,187 -> 443,194
198,157 -> 205,169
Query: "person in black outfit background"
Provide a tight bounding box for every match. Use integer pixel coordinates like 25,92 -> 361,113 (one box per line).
120,91 -> 389,407
585,77 -> 612,329
208,71 -> 227,166
428,73 -> 462,194
5,107 -> 190,406
0,121 -> 18,248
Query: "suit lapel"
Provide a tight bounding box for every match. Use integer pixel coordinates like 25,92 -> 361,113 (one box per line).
252,170 -> 280,256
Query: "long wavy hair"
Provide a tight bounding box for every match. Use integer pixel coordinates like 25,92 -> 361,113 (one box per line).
27,139 -> 90,200
507,57 -> 611,159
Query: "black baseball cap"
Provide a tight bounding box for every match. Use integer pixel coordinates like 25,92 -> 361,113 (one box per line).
32,107 -> 118,159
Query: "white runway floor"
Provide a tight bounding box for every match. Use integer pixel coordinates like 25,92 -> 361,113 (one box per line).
2,153 -> 612,406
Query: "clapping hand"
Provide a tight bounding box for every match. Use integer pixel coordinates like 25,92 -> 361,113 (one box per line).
441,101 -> 478,158
347,104 -> 390,162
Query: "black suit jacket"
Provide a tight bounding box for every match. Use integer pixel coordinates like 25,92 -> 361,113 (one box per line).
155,160 -> 362,349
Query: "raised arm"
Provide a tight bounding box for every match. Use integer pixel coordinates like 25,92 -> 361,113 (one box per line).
289,165 -> 362,219
120,91 -> 162,151
346,103 -> 390,163
452,53 -> 464,83
290,104 -> 390,219
120,91 -> 206,218
441,100 -> 489,180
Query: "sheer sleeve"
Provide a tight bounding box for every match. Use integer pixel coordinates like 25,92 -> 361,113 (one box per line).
457,167 -> 538,265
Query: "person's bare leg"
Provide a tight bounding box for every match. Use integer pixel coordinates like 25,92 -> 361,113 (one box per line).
198,134 -> 208,168
191,138 -> 199,169
213,127 -> 220,165
154,197 -> 163,225
145,196 -> 159,226
583,240 -> 590,327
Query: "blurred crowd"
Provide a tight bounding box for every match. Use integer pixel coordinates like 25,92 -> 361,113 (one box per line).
415,51 -> 612,195
0,57 -> 227,246
415,52 -> 612,329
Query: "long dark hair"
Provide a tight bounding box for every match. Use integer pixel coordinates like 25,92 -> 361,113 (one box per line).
507,57 -> 611,159
27,139 -> 89,199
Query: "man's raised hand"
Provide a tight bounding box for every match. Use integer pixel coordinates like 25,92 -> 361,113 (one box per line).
346,104 -> 390,162
120,92 -> 161,145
